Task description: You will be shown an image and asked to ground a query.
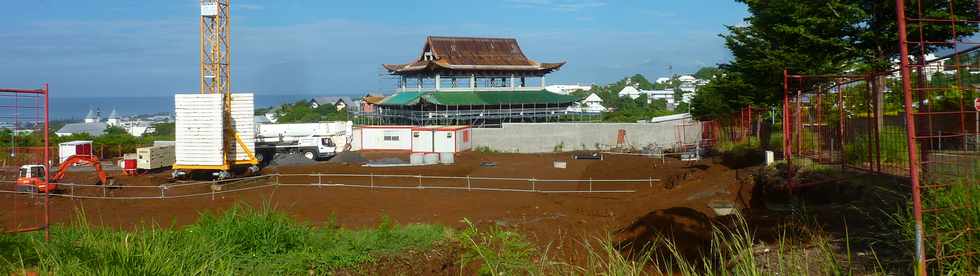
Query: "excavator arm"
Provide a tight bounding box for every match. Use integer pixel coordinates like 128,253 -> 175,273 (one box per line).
51,155 -> 114,186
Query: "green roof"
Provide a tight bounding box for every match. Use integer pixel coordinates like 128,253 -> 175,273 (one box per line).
379,90 -> 582,106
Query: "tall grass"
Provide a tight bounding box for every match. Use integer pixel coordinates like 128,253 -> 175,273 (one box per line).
898,180 -> 980,274
0,205 -> 447,275
845,126 -> 910,166
455,213 -> 869,275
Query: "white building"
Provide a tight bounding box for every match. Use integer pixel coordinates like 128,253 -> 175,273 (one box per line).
106,108 -> 120,127
546,84 -> 592,94
83,108 -> 101,123
617,86 -> 682,104
567,93 -> 607,113
655,77 -> 671,84
677,75 -> 697,83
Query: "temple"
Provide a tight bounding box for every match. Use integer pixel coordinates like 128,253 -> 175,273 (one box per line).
358,36 -> 594,126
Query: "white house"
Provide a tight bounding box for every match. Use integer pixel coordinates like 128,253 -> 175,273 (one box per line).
546,84 -> 592,95
617,86 -> 681,104
655,77 -> 671,84
567,93 -> 607,113
677,75 -> 697,83
106,108 -> 120,127
617,86 -> 644,99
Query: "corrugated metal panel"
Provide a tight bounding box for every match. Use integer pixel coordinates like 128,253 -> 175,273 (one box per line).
230,93 -> 255,161
175,94 -> 224,166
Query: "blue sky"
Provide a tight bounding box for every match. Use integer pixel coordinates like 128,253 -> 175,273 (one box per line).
0,0 -> 748,98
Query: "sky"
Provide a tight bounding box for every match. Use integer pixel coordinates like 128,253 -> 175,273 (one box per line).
0,0 -> 749,98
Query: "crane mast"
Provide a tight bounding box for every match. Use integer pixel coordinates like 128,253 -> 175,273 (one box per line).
200,0 -> 230,96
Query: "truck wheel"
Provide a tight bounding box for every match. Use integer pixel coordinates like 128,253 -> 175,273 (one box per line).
303,151 -> 316,161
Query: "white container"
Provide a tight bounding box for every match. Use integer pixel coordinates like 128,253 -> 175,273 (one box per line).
553,161 -> 567,169
229,93 -> 256,162
58,141 -> 92,163
175,94 -> 224,166
357,126 -> 413,150
439,152 -> 455,164
410,153 -> 425,165
423,153 -> 439,165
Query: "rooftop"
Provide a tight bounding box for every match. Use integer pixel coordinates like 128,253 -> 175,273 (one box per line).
383,36 -> 565,75
56,122 -> 107,136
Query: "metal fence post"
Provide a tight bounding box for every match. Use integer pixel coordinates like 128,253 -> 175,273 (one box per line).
371,173 -> 374,189
648,177 -> 652,188
466,175 -> 471,191
589,177 -> 593,192
530,178 -> 536,192
159,185 -> 165,199
418,174 -> 423,189
317,173 -> 322,187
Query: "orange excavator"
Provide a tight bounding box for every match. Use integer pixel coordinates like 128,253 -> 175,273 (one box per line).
15,154 -> 115,193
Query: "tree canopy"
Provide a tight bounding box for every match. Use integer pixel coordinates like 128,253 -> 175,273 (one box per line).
690,0 -> 980,120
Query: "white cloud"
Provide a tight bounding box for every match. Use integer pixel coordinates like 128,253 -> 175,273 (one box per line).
504,0 -> 606,12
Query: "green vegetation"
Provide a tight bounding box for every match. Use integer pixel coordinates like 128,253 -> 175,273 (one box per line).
456,219 -> 541,275
455,213 -> 875,275
275,100 -> 348,123
0,205 -> 447,275
899,181 -> 980,274
586,74 -> 680,123
845,126 -> 910,166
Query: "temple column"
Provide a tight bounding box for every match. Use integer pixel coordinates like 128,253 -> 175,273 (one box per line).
435,74 -> 441,91
470,74 -> 476,89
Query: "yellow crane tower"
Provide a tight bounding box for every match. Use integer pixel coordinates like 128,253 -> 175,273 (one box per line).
196,0 -> 258,177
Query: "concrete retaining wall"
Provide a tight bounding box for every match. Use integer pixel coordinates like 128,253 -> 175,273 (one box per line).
472,120 -> 702,153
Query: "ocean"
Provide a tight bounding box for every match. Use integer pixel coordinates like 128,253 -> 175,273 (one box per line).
48,94 -> 351,121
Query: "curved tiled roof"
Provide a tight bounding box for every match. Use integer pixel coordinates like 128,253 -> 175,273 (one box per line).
383,36 -> 565,74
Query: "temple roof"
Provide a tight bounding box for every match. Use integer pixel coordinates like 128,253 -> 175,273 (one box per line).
383,36 -> 565,75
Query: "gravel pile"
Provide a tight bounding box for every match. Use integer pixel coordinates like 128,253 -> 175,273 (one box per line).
268,153 -> 316,166
367,157 -> 407,165
328,151 -> 369,164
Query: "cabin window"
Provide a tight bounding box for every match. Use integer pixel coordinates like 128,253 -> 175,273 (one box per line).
384,135 -> 400,141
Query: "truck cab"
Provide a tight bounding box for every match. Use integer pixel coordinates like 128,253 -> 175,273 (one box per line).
317,137 -> 337,159
15,165 -> 50,193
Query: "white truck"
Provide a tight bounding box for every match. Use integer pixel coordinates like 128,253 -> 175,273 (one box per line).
254,121 -> 352,162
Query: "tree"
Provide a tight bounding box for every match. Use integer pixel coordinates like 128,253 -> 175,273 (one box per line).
693,66 -> 723,80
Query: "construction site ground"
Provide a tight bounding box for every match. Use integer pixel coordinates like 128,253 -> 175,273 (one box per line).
2,151 -> 894,273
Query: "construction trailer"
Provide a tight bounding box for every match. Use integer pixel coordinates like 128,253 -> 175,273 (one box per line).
58,141 -> 92,163
351,125 -> 472,153
254,121 -> 353,161
352,126 -> 413,151
172,93 -> 258,179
